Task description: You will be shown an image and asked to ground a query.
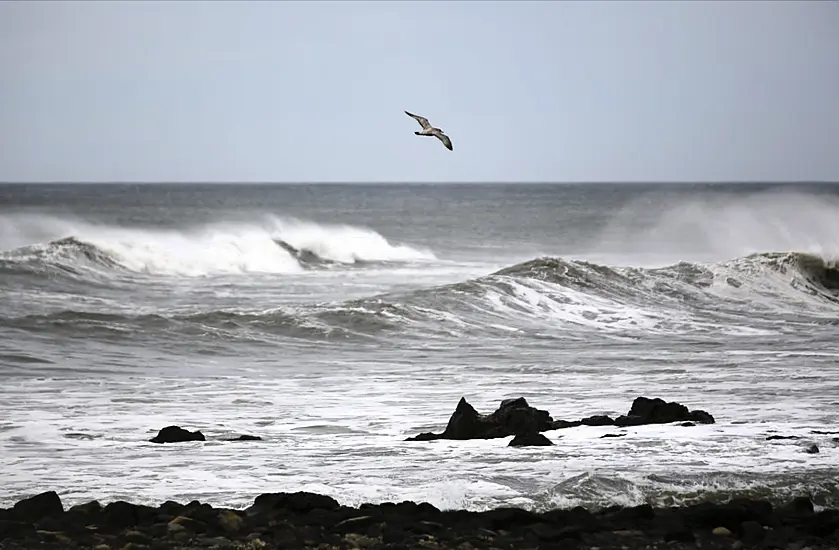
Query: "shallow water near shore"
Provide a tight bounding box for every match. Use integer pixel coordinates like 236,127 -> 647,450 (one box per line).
1,182 -> 838,511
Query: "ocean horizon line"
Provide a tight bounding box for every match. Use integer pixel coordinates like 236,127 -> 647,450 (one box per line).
2,180 -> 838,186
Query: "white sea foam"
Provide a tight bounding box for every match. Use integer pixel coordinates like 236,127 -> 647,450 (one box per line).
0,372 -> 836,511
480,277 -> 699,334
265,216 -> 437,264
0,213 -> 436,277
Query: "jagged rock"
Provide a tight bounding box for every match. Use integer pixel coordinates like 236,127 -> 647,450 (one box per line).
406,397 -> 553,441
613,397 -> 715,427
408,396 -> 715,443
11,491 -> 63,522
149,425 -> 206,444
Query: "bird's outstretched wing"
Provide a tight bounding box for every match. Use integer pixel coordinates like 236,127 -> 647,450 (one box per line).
431,130 -> 453,151
405,110 -> 432,130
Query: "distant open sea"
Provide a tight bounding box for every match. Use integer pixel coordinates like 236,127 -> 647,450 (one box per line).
1,182 -> 838,511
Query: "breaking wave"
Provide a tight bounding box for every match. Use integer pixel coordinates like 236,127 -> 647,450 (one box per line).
401,251 -> 839,337
4,249 -> 839,342
0,214 -> 437,278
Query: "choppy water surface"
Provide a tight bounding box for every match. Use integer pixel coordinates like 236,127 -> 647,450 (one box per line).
1,182 -> 838,510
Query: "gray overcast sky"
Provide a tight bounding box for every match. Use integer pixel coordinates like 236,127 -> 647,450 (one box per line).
1,1 -> 837,183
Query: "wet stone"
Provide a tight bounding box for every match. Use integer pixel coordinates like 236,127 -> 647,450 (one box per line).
1,492 -> 837,549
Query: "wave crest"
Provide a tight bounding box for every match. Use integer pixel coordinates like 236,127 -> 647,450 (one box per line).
0,214 -> 436,278
495,252 -> 839,298
4,228 -> 839,341
266,216 -> 436,265
399,251 -> 839,337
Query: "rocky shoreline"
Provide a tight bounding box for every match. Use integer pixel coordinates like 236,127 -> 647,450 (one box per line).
1,490 -> 837,550
4,395 -> 833,548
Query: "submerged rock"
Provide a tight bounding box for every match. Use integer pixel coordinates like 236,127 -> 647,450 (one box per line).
509,432 -> 553,446
581,414 -> 614,426
149,425 -> 206,444
148,426 -> 262,444
223,434 -> 263,441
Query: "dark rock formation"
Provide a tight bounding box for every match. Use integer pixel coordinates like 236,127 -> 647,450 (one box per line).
148,426 -> 261,444
408,395 -> 715,443
550,397 -> 715,429
149,426 -> 206,444
581,414 -> 614,426
0,491 -> 836,550
223,435 -> 262,441
246,492 -> 340,516
509,432 -> 553,446
10,491 -> 63,523
612,396 -> 715,427
406,397 -> 552,441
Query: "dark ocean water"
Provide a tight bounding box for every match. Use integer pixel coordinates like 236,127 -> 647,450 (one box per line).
1,182 -> 838,511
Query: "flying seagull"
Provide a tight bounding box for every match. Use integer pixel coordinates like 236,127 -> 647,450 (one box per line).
405,111 -> 453,151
